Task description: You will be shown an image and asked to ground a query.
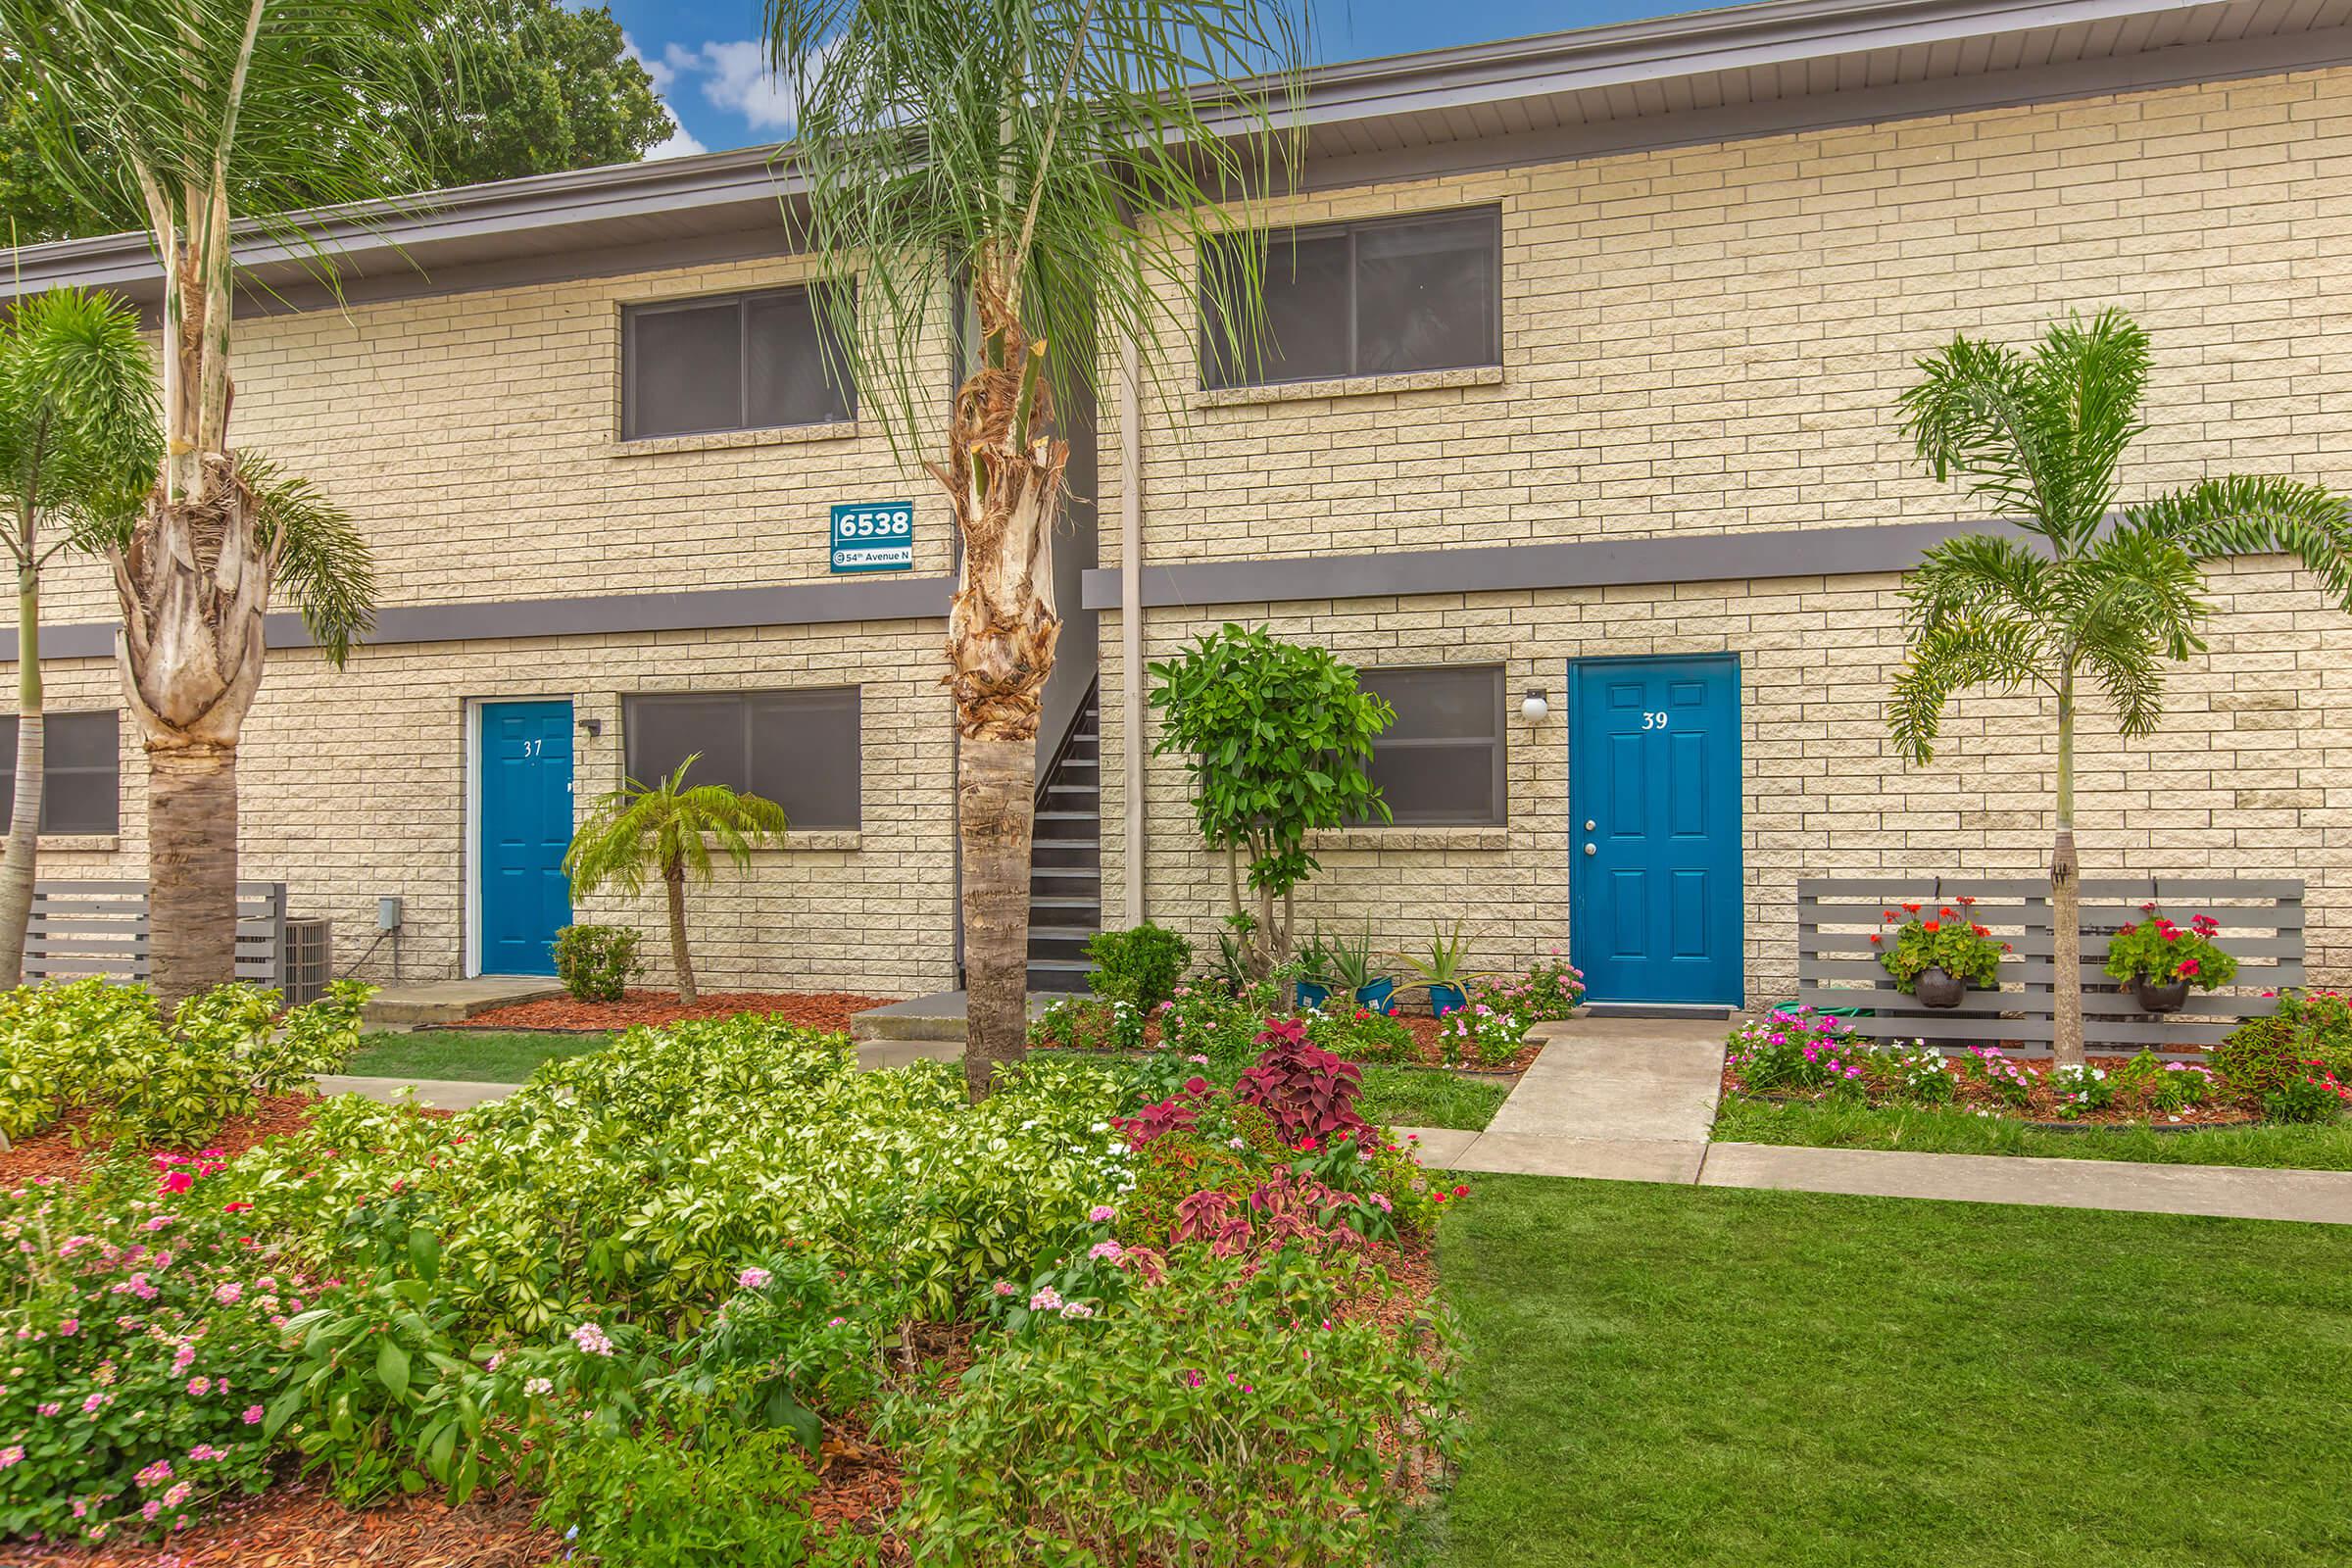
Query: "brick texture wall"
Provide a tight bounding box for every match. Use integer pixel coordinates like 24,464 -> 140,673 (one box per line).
1096,64 -> 2352,1001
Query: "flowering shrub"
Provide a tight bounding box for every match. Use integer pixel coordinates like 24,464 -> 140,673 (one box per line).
2103,906 -> 2237,991
1302,1004 -> 1417,1064
1438,1002 -> 1523,1068
1960,1046 -> 2034,1107
0,1166 -> 323,1544
884,1248 -> 1460,1567
2265,1063 -> 2352,1124
1873,901 -> 2007,991
1726,1008 -> 1870,1095
1868,1039 -> 1955,1102
1474,947 -> 1585,1023
2050,1062 -> 2114,1119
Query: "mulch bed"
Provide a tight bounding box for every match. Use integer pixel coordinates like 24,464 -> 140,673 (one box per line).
1720,1052 -> 2262,1127
443,990 -> 901,1036
0,1094 -> 372,1190
15,1483 -> 558,1568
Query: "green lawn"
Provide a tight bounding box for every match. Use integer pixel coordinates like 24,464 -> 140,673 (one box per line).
1356,1066 -> 1511,1132
1424,1176 -> 2352,1568
1714,1094 -> 2352,1170
343,1029 -> 613,1083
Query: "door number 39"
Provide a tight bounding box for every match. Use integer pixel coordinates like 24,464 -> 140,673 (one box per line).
1641,711 -> 1669,730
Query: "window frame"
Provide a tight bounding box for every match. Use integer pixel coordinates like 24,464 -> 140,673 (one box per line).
619,283 -> 856,441
620,686 -> 863,832
0,710 -> 120,835
1199,205 -> 1503,391
1358,663 -> 1507,828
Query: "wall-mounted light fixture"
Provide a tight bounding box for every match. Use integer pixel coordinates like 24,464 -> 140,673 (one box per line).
1521,687 -> 1549,723
579,717 -> 604,739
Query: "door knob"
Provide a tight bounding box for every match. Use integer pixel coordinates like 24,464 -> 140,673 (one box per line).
1584,842 -> 1596,856
1584,819 -> 1595,831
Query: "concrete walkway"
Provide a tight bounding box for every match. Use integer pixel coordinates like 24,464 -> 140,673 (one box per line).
1405,1015 -> 2352,1226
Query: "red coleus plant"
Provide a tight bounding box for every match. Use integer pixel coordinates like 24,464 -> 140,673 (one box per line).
1235,1018 -> 1374,1146
1112,1074 -> 1217,1147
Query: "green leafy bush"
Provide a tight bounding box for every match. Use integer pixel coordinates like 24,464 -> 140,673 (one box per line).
0,1163 -> 316,1544
1304,1004 -> 1417,1064
0,978 -> 369,1150
1437,1001 -> 1523,1068
885,1248 -> 1459,1567
535,1421 -> 832,1568
2265,1067 -> 2352,1125
553,923 -> 641,1004
1083,922 -> 1192,1012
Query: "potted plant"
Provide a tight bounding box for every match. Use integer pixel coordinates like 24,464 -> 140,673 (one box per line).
1327,928 -> 1396,1015
1293,929 -> 1337,1012
1406,920 -> 1473,1016
2103,905 -> 2236,1013
1873,900 -> 2006,1008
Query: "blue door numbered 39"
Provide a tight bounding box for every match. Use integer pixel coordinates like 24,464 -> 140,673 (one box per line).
478,700 -> 573,976
1569,656 -> 1743,1006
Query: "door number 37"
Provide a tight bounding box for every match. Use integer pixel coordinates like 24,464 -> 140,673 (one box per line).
1641,710 -> 1670,730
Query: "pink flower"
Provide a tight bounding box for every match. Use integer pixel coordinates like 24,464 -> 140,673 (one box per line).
187,1377 -> 211,1396
0,1446 -> 20,1469
212,1282 -> 243,1305
57,1318 -> 76,1337
35,1403 -> 59,1417
736,1267 -> 772,1291
162,1483 -> 191,1509
992,1280 -> 1017,1297
134,1459 -> 173,1488
1028,1287 -> 1064,1312
1089,1240 -> 1124,1262
1087,1204 -> 1117,1224
242,1405 -> 265,1425
569,1322 -> 613,1356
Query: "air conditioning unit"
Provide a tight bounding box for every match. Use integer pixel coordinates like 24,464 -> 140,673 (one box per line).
282,917 -> 334,1006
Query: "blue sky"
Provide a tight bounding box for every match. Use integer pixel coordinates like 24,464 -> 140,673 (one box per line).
606,1 -> 1698,158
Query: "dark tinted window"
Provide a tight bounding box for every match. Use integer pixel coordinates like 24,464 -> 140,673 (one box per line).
623,287 -> 854,439
0,710 -> 119,834
1201,208 -> 1500,389
623,688 -> 860,830
1357,666 -> 1504,826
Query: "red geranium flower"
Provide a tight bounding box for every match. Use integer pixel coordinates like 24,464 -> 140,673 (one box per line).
1923,920 -> 1940,933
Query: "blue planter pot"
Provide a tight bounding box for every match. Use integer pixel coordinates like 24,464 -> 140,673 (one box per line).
1354,978 -> 1398,1015
1296,980 -> 1331,1012
1429,982 -> 1468,1017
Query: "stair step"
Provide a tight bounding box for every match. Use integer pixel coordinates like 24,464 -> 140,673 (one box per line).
1027,959 -> 1093,993
1031,895 -> 1102,911
1029,923 -> 1101,943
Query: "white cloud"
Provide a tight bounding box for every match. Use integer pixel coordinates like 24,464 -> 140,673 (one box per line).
620,32 -> 674,92
646,121 -> 708,159
664,38 -> 802,132
621,32 -> 705,159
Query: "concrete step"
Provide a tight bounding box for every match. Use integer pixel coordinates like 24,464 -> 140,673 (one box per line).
362,977 -> 564,1029
851,990 -> 1061,1044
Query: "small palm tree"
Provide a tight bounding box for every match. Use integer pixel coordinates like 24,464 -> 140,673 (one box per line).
0,0 -> 448,1003
764,0 -> 1310,1100
1890,308 -> 2352,1066
563,757 -> 789,1006
0,287 -> 158,983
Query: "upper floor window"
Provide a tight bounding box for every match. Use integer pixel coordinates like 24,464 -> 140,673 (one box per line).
0,710 -> 119,835
1200,207 -> 1500,390
621,286 -> 855,440
622,687 -> 861,831
1356,665 -> 1504,826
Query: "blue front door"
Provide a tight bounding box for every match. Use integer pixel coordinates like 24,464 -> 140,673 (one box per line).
1570,656 -> 1742,1005
478,700 -> 573,976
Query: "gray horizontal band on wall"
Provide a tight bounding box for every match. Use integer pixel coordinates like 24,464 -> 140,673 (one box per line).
1077,519 -> 1989,612
2,573 -> 956,663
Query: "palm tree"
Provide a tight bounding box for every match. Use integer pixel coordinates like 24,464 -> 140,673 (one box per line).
0,1 -> 440,1004
764,0 -> 1310,1100
563,756 -> 790,1006
1889,309 -> 2352,1066
0,288 -> 159,984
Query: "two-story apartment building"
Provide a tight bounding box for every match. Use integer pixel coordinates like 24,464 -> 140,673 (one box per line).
3,0 -> 2349,1008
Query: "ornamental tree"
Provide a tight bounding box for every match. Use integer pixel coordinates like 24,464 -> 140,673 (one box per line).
1149,625 -> 1393,979
1889,308 -> 2352,1065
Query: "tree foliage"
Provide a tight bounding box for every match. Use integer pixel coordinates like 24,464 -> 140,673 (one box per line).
0,0 -> 676,245
1150,625 -> 1392,974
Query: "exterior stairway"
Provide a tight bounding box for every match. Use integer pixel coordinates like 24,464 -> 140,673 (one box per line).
1028,690 -> 1102,992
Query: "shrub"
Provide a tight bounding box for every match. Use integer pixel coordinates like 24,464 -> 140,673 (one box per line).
1476,948 -> 1585,1022
1084,923 -> 1193,1012
2103,906 -> 2236,991
1726,1008 -> 1868,1095
2214,1013 -> 2308,1107
553,923 -> 641,1004
2264,1065 -> 2352,1125
535,1421 -> 827,1568
884,1248 -> 1459,1567
1304,1004 -> 1417,1064
2050,1062 -> 2114,1119
1959,1045 -> 2034,1107
0,1166 -> 316,1544
1867,1039 -> 1954,1102
1234,1018 -> 1371,1146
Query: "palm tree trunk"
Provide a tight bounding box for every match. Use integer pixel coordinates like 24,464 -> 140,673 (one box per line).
662,858 -> 697,1006
148,746 -> 238,1010
0,560 -> 44,986
959,735 -> 1035,1100
2051,674 -> 2083,1068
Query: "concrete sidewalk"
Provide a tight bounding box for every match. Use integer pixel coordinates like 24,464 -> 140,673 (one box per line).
1403,1015 -> 2352,1226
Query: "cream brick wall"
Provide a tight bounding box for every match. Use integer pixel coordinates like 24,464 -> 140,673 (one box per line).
1102,65 -> 2352,569
1100,559 -> 2352,1003
1096,63 -> 2352,1001
25,618 -> 961,997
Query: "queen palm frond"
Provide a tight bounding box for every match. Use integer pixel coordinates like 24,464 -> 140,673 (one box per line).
1902,533 -> 2054,634
1886,615 -> 2052,765
2125,474 -> 2352,611
237,455 -> 376,666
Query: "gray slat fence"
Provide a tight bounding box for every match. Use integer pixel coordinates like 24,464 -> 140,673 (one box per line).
24,880 -> 287,990
1796,876 -> 2301,1057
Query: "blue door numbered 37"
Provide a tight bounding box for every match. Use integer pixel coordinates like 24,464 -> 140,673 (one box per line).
830,501 -> 914,573
477,699 -> 573,976
1569,656 -> 1743,1006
